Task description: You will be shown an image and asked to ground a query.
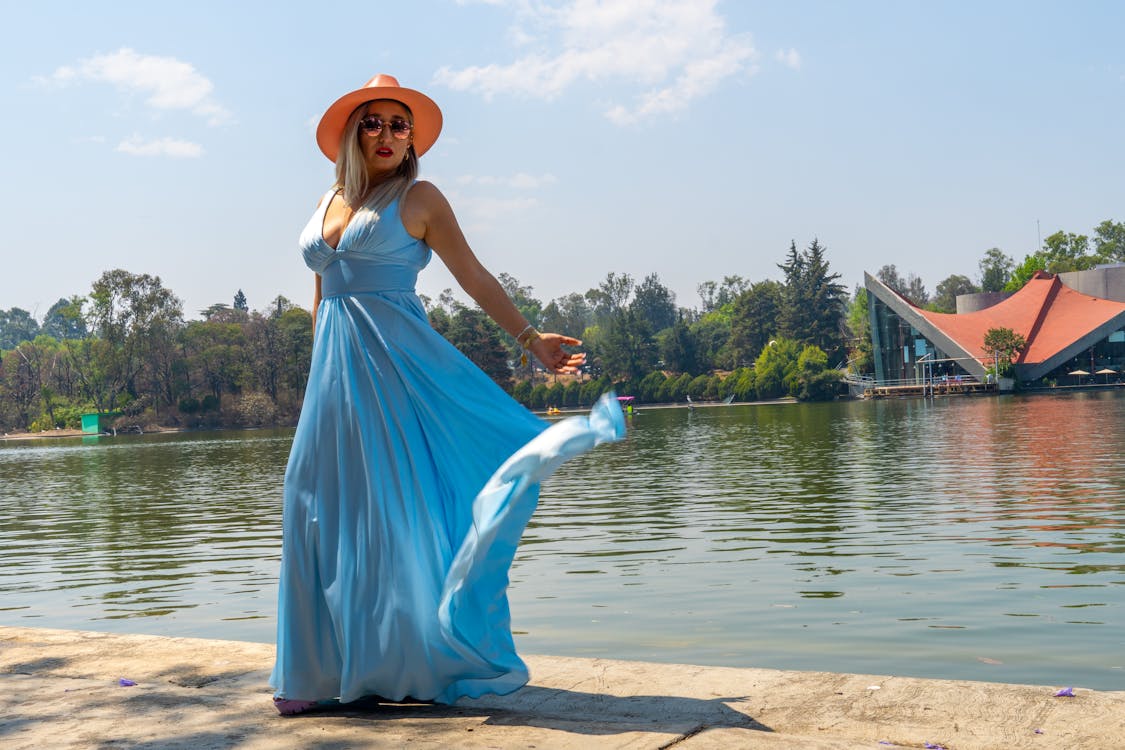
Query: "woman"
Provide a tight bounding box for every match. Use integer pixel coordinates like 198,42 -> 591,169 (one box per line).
270,74 -> 623,715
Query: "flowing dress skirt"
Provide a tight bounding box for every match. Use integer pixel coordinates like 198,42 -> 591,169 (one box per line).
270,290 -> 622,703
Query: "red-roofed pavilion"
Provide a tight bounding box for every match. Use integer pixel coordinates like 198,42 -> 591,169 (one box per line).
865,269 -> 1125,385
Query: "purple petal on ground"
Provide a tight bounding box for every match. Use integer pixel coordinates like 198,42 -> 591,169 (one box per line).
1035,729 -> 1044,734
1054,686 -> 1075,697
118,678 -> 137,687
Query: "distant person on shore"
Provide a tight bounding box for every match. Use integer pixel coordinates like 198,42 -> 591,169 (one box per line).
270,74 -> 623,715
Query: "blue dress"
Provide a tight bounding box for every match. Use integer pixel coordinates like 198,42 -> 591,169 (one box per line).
270,188 -> 623,704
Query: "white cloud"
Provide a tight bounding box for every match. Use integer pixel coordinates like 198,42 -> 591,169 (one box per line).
775,48 -> 801,71
434,0 -> 756,124
456,172 -> 557,189
116,135 -> 204,158
444,188 -> 540,231
38,48 -> 231,125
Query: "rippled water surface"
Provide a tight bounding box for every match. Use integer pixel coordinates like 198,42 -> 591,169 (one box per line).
1,392 -> 1122,689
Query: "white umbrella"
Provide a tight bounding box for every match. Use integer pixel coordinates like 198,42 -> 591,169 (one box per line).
1096,367 -> 1117,383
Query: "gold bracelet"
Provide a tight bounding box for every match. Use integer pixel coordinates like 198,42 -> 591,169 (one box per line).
517,326 -> 541,366
516,326 -> 541,348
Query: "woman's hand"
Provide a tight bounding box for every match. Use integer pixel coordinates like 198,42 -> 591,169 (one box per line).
529,334 -> 586,374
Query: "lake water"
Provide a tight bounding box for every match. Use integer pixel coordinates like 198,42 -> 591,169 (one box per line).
1,392 -> 1122,690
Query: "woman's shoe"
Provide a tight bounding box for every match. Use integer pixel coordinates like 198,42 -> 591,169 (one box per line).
273,696 -> 340,716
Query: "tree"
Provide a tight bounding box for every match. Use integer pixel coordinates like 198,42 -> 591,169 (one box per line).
753,337 -> 801,400
723,367 -> 755,401
75,269 -> 183,412
777,241 -> 808,335
690,312 -> 732,371
599,309 -> 656,381
202,303 -> 232,320
877,265 -> 928,306
585,272 -> 634,323
428,305 -> 452,337
540,293 -> 593,340
846,287 -> 873,374
270,295 -> 297,318
277,307 -> 313,394
0,344 -> 43,429
496,273 -> 542,327
446,307 -> 512,391
930,274 -> 978,314
1041,230 -> 1094,272
244,312 -> 285,402
876,264 -> 907,295
0,307 -> 41,350
697,275 -> 750,313
141,310 -> 186,418
1093,219 -> 1125,263
630,273 -> 677,333
181,321 -> 249,402
794,344 -> 840,401
41,297 -> 88,340
233,289 -> 249,312
657,315 -> 698,374
1004,253 -> 1047,292
729,279 -> 781,367
978,248 -> 1014,292
904,274 -> 930,307
496,272 -> 543,366
982,327 -> 1027,378
778,238 -> 847,365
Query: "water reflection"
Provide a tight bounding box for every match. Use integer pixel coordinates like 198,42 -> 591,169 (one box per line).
0,431 -> 289,632
0,394 -> 1122,689
517,393 -> 1124,689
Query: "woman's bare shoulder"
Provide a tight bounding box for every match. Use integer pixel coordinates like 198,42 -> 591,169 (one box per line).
402,180 -> 451,228
406,179 -> 445,206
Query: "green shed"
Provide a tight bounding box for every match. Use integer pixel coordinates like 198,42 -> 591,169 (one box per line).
80,412 -> 121,434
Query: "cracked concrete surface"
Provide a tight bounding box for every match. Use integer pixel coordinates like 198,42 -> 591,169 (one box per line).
1,626 -> 1122,749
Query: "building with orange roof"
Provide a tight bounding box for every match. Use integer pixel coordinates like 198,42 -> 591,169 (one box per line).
865,264 -> 1125,387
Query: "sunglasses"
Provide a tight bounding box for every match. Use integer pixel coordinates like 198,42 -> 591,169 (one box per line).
358,116 -> 412,139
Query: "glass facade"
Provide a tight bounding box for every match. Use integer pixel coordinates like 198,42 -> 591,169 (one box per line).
869,295 -> 973,384
1036,326 -> 1125,386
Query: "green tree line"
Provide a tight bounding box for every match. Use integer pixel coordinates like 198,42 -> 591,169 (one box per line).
2,235 -> 864,431
425,237 -> 851,407
0,271 -> 313,432
7,218 -> 1120,431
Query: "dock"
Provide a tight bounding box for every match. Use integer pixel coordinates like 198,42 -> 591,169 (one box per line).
864,380 -> 997,398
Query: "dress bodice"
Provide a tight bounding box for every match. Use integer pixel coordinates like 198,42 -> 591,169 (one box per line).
299,188 -> 432,296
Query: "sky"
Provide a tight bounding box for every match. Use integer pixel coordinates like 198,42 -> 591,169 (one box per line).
3,0 -> 1124,321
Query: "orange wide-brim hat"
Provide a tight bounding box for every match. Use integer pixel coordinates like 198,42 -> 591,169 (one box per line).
315,73 -> 443,163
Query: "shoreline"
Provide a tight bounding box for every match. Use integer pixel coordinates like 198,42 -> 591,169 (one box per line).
2,625 -> 1122,749
0,400 -> 792,442
0,425 -> 187,442
6,387 -> 1121,441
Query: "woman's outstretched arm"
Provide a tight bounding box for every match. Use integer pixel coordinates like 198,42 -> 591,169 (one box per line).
404,181 -> 585,374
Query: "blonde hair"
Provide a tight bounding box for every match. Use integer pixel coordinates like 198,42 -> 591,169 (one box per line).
334,100 -> 418,212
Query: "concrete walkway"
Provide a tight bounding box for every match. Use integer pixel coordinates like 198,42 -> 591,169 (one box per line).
1,626 -> 1121,749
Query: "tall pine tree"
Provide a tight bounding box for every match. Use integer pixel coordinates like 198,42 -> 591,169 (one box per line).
777,238 -> 847,366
